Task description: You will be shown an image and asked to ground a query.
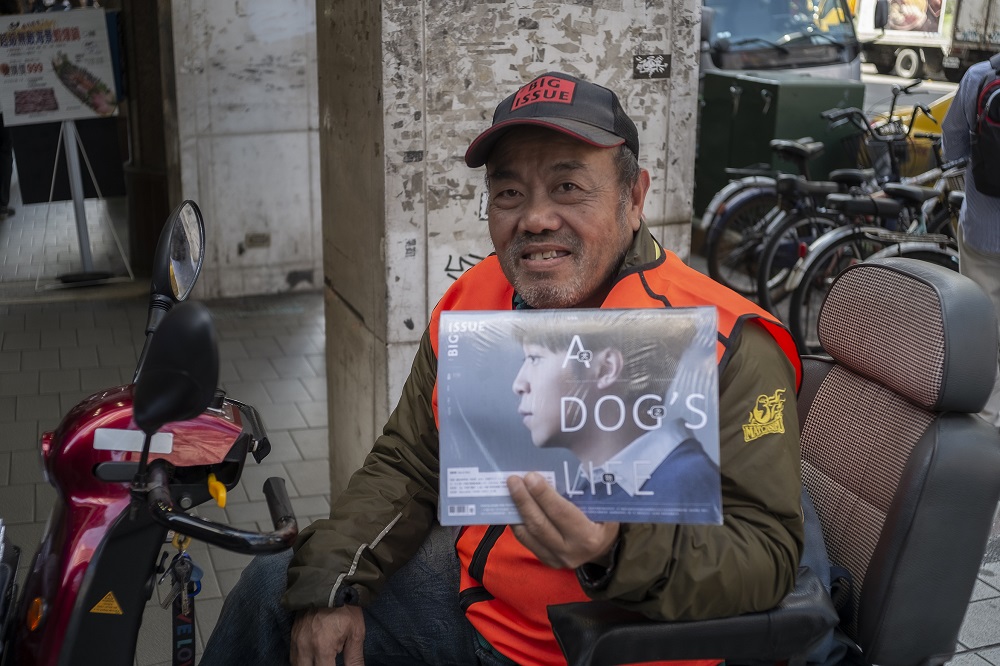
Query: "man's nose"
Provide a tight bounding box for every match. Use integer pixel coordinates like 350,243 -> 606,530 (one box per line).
519,196 -> 561,235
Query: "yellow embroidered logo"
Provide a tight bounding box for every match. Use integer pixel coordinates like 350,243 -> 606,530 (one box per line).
742,389 -> 787,442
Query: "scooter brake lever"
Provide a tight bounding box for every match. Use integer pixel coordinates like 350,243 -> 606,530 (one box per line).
227,398 -> 272,463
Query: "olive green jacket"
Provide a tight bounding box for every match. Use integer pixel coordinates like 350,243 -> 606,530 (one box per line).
284,225 -> 804,620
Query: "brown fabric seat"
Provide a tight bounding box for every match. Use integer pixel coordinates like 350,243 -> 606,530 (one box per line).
550,257 -> 1000,666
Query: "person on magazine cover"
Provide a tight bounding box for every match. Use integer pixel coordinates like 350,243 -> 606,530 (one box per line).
201,71 -> 812,666
511,319 -> 723,523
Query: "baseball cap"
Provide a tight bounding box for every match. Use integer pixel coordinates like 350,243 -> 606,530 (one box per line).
464,72 -> 639,168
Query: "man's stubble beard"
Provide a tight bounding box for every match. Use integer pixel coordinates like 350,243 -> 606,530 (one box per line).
498,209 -> 633,309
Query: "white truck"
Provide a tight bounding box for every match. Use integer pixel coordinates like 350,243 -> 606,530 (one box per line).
856,0 -> 1000,81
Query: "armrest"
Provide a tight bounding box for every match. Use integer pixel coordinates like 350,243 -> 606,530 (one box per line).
549,567 -> 838,666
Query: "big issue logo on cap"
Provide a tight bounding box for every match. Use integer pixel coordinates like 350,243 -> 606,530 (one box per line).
510,75 -> 577,111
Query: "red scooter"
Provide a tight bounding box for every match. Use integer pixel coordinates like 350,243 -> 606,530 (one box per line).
0,201 -> 299,666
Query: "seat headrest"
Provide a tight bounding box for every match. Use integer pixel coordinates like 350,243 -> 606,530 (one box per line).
817,258 -> 998,412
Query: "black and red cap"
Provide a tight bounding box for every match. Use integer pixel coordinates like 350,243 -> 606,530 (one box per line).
464,72 -> 639,168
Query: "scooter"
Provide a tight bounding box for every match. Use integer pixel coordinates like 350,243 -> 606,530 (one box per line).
0,200 -> 299,666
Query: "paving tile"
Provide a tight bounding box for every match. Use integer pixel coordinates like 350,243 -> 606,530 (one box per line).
271,355 -> 318,379
0,396 -> 15,423
80,366 -> 127,393
300,375 -> 327,401
59,345 -> 99,369
977,645 -> 1000,664
217,339 -> 249,361
261,431 -> 303,463
237,462 -> 292,502
21,349 -> 61,371
0,352 -> 20,372
233,358 -> 278,382
96,343 -> 138,367
35,482 -> 56,521
0,370 -> 38,396
959,597 -> 1000,649
283,459 -> 331,497
219,379 -> 272,406
39,328 -> 77,349
0,420 -> 41,450
0,452 -> 9,483
305,353 -> 326,376
0,484 -> 34,523
225,499 -> 273,526
2,330 -> 39,351
38,368 -> 79,394
242,337 -> 284,359
264,378 -> 312,404
950,652 -> 993,666
76,326 -> 115,346
16,394 -> 61,424
10,449 -> 45,485
257,402 -> 308,430
291,427 -> 329,459
297,400 -> 328,428
207,541 -> 257,572
291,494 -> 330,520
972,578 -> 1000,602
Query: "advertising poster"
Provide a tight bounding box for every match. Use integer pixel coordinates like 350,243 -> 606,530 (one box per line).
438,307 -> 722,526
857,0 -> 949,36
0,9 -> 118,127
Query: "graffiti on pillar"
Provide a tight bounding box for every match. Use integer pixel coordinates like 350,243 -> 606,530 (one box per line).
444,253 -> 486,281
633,54 -> 671,79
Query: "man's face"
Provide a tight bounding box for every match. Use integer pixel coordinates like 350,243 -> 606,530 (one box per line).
512,342 -> 577,448
486,127 -> 649,309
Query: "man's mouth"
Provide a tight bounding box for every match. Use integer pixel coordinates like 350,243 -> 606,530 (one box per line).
524,249 -> 569,261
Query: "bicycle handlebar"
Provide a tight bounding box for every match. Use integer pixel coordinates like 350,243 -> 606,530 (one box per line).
146,464 -> 298,554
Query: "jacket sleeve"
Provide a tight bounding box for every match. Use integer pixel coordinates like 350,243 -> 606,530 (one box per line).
941,66 -> 976,163
282,329 -> 441,611
579,320 -> 804,620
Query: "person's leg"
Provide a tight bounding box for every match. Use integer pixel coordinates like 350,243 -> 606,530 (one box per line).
200,549 -> 295,665
200,527 -> 481,666
958,227 -> 1000,428
358,525 -> 480,666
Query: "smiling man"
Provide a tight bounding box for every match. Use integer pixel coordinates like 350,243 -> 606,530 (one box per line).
202,72 -> 808,666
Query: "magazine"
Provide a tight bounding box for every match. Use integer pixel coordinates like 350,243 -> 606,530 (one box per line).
438,307 -> 721,526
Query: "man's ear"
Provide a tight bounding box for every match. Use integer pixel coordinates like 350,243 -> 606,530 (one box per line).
628,169 -> 652,233
595,348 -> 624,389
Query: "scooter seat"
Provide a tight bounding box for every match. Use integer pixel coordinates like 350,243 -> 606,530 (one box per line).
770,139 -> 825,163
776,175 -> 839,197
828,168 -> 875,189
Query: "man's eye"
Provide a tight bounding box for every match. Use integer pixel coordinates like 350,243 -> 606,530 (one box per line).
495,189 -> 520,199
556,183 -> 579,193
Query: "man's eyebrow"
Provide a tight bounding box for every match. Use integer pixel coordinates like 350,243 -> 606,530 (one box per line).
487,160 -> 589,182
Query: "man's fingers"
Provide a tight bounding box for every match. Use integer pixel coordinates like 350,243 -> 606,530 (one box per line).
290,606 -> 365,666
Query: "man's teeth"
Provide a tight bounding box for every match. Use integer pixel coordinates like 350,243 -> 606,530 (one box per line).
527,250 -> 561,260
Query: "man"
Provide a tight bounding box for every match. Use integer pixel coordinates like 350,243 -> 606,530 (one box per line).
202,71 -> 805,666
942,60 -> 1000,429
510,313 -> 722,524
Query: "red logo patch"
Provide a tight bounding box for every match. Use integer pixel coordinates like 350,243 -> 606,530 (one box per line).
510,76 -> 576,111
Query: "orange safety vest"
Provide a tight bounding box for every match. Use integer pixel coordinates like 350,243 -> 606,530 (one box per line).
428,251 -> 801,666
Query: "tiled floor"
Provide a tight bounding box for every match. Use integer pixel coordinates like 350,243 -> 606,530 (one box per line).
1,180 -> 999,665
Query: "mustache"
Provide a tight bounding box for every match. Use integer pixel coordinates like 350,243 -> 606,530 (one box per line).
504,231 -> 582,260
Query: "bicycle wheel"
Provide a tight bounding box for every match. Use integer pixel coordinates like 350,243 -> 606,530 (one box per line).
704,187 -> 779,297
755,211 -> 840,316
788,232 -> 891,354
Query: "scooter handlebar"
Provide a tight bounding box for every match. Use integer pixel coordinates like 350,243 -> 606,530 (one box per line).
146,466 -> 298,554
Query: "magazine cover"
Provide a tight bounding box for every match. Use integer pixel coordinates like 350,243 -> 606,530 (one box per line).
438,307 -> 721,526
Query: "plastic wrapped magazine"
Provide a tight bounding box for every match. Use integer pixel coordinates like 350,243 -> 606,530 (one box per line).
438,308 -> 721,526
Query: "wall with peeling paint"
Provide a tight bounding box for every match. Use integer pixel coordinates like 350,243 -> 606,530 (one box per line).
321,0 -> 701,494
171,0 -> 321,298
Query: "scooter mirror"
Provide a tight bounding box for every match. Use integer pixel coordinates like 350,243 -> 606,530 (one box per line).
133,301 -> 219,436
148,201 -> 205,324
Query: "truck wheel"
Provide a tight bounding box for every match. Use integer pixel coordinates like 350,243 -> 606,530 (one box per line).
894,48 -> 922,79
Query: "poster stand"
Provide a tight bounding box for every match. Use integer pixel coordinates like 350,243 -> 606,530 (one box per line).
34,119 -> 133,290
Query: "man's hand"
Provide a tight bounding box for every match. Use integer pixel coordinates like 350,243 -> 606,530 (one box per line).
507,471 -> 620,569
291,606 -> 365,666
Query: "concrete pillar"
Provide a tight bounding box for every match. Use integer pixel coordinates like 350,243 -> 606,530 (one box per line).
317,0 -> 701,495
